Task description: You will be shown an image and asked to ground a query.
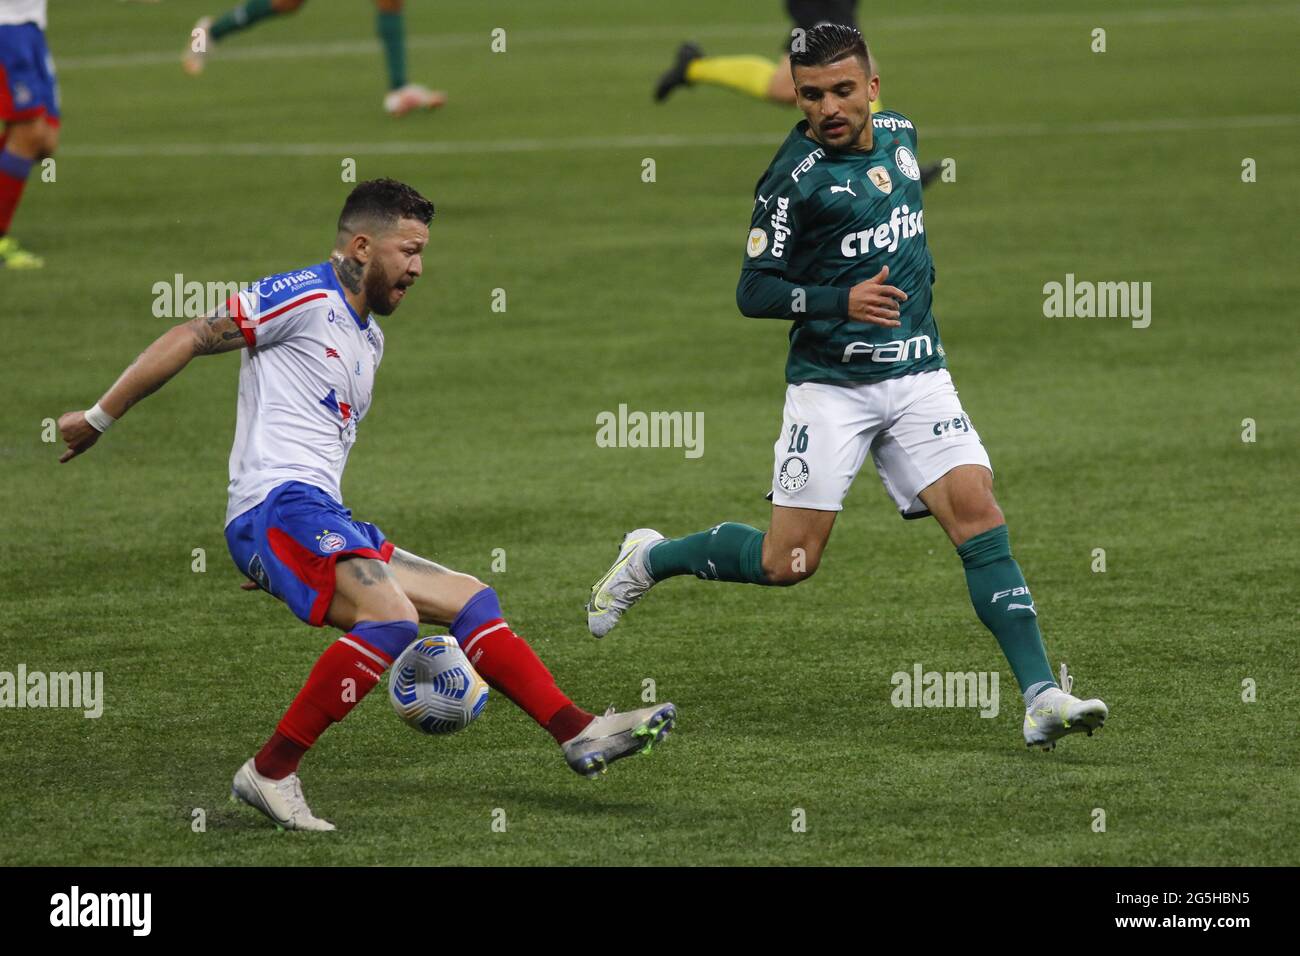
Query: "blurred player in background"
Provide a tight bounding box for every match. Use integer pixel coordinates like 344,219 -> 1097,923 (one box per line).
591,26 -> 1107,752
654,0 -> 940,186
56,180 -> 675,831
0,0 -> 57,269
183,0 -> 446,116
657,1 -> 868,108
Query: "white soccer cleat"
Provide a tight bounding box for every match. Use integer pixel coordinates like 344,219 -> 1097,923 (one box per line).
586,528 -> 663,638
231,758 -> 336,831
182,17 -> 214,76
562,703 -> 677,778
383,83 -> 448,116
1023,664 -> 1108,751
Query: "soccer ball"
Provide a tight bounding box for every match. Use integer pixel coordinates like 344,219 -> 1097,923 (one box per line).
389,635 -> 489,734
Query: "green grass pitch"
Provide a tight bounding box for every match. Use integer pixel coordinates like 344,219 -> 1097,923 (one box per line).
2,0 -> 1297,865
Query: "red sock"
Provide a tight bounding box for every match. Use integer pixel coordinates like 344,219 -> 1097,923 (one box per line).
0,150 -> 32,236
254,634 -> 393,779
461,620 -> 592,741
253,731 -> 307,779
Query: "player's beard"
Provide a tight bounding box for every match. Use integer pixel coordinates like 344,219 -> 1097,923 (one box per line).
364,265 -> 403,316
817,112 -> 870,151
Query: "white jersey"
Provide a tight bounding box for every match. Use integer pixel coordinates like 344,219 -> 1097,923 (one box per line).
224,261 -> 384,526
0,1 -> 47,28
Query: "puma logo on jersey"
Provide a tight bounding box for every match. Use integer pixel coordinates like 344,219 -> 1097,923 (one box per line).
830,179 -> 857,197
755,193 -> 771,210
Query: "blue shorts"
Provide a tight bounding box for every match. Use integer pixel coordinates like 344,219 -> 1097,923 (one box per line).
0,23 -> 59,124
225,481 -> 394,627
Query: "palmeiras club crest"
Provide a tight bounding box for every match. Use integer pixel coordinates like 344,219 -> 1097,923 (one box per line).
778,456 -> 810,493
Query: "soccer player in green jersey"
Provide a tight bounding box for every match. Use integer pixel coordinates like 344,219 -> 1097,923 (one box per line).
182,0 -> 446,116
590,24 -> 1108,751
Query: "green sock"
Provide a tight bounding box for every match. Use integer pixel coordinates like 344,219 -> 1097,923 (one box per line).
210,0 -> 277,41
376,11 -> 407,90
646,523 -> 769,584
957,525 -> 1056,701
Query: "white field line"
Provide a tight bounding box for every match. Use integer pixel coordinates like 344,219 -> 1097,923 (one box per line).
56,3 -> 1300,71
57,114 -> 1300,159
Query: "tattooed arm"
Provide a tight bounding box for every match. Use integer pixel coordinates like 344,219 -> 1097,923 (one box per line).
56,304 -> 248,463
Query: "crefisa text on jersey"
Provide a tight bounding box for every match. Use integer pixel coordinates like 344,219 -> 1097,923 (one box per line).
770,196 -> 792,258
840,203 -> 925,257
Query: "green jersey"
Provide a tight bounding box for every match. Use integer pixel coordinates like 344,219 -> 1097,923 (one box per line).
738,111 -> 947,385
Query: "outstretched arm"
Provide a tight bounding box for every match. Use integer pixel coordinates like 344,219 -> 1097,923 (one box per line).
56,305 -> 247,463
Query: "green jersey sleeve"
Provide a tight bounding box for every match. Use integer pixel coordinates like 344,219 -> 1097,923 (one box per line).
738,166 -> 850,320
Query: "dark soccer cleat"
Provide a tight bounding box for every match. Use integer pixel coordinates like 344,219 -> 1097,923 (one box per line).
654,42 -> 703,102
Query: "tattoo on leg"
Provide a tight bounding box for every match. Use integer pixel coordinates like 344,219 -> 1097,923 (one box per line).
341,557 -> 389,587
391,549 -> 454,576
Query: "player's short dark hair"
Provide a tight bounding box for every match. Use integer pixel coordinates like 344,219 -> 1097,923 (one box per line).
790,23 -> 871,74
337,178 -> 435,237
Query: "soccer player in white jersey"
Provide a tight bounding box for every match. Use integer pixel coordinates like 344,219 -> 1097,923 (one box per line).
0,0 -> 58,268
57,179 -> 675,831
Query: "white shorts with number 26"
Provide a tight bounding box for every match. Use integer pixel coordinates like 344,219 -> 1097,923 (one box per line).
769,369 -> 992,518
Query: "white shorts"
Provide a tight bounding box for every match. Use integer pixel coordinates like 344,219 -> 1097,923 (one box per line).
769,369 -> 992,517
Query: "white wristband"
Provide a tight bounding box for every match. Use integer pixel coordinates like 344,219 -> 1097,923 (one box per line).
84,403 -> 117,433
